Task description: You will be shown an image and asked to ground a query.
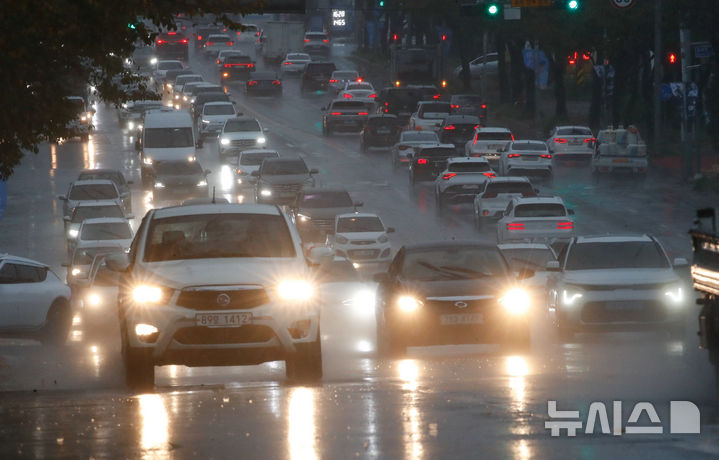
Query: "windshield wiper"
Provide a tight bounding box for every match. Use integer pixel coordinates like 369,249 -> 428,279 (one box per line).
416,261 -> 470,280
438,265 -> 491,277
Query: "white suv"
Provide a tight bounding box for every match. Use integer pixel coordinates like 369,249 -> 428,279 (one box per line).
102,203 -> 322,389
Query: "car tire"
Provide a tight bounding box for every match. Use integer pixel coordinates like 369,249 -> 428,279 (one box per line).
40,299 -> 72,346
124,344 -> 155,391
285,335 -> 323,382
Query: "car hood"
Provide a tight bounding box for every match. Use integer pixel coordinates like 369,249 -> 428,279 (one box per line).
260,174 -> 311,185
401,278 -> 509,299
561,268 -> 679,287
155,173 -> 203,185
336,231 -> 383,241
144,147 -> 196,161
203,115 -> 234,122
299,207 -> 356,219
138,257 -> 306,289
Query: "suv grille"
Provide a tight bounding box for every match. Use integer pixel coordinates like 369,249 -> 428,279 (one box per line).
173,325 -> 275,344
176,286 -> 269,311
581,301 -> 666,323
271,183 -> 302,194
230,139 -> 257,147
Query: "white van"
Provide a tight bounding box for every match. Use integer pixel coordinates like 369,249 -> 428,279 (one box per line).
140,111 -> 196,186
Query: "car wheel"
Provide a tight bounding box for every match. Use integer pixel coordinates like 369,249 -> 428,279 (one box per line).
40,299 -> 72,346
124,344 -> 155,391
285,334 -> 323,382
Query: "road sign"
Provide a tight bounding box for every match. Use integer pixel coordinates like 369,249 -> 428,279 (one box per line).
694,43 -> 715,59
511,0 -> 550,6
610,0 -> 635,8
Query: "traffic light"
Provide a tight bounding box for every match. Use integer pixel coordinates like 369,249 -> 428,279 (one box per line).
378,0 -> 385,6
392,33 -> 399,42
667,51 -> 678,65
486,2 -> 501,16
127,22 -> 137,30
441,34 -> 447,41
566,0 -> 579,10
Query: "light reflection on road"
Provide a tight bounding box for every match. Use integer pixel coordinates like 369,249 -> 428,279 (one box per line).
288,387 -> 318,460
138,393 -> 170,459
398,359 -> 423,460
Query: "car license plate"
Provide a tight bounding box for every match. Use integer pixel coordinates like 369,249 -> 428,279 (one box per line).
196,312 -> 252,328
353,249 -> 375,256
612,158 -> 629,163
440,313 -> 484,325
522,156 -> 538,161
376,129 -> 391,134
462,184 -> 481,190
605,301 -> 642,310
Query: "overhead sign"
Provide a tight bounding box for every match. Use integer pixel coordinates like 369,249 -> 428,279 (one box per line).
610,0 -> 636,9
511,0 -> 551,6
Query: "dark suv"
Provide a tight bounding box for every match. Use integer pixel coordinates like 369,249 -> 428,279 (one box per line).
360,114 -> 403,152
377,86 -> 441,123
449,94 -> 487,126
322,100 -> 375,135
439,115 -> 481,151
300,61 -> 337,94
155,31 -> 189,61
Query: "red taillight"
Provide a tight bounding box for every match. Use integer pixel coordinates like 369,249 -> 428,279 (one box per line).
510,134 -> 515,141
256,31 -> 261,36
248,81 -> 258,86
450,104 -> 459,108
417,158 -> 428,165
481,104 -> 487,109
237,31 -> 242,36
329,79 -> 338,83
584,137 -> 596,143
157,39 -> 166,44
369,94 -> 377,98
197,35 -> 202,40
181,39 -> 188,44
557,221 -> 574,230
507,223 -> 525,231
206,41 -> 214,46
304,39 -> 310,42
432,94 -> 441,99
272,80 -> 281,86
224,64 -> 230,68
482,210 -> 489,216
330,112 -> 342,115
343,93 -> 353,98
444,125 -> 456,130
358,112 -> 369,115
217,59 -> 221,64
507,153 -> 520,158
384,101 -> 389,106
554,138 -> 567,144
226,42 -> 234,46
473,125 -> 479,130
168,32 -> 177,35
442,173 -> 457,180
323,39 -> 329,43
283,61 -> 291,65
482,172 -> 496,178
541,154 -> 552,159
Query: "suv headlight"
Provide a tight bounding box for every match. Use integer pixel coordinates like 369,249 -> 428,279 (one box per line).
664,285 -> 683,304
221,138 -> 230,145
132,284 -> 170,304
397,295 -> 421,312
68,228 -> 79,238
500,288 -> 530,315
196,180 -> 208,187
257,137 -> 266,144
143,157 -> 153,165
276,279 -> 314,301
377,234 -> 389,243
561,288 -> 583,306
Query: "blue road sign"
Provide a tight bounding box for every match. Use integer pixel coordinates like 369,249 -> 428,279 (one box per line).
694,43 -> 714,59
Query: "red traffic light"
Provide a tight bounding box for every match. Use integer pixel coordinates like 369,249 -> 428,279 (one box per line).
392,33 -> 398,41
441,34 -> 447,41
668,52 -> 677,64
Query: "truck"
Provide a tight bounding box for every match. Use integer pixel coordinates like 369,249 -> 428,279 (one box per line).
690,208 -> 719,384
390,45 -> 445,87
259,21 -> 305,64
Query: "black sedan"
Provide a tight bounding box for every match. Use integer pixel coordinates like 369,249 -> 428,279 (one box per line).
374,241 -> 533,355
245,71 -> 283,97
408,144 -> 458,185
439,115 -> 481,151
360,114 -> 403,152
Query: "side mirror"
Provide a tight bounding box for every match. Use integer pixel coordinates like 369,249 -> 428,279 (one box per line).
63,216 -> 71,222
386,227 -> 395,233
251,170 -> 260,177
58,195 -> 67,201
354,201 -> 364,208
309,168 -> 319,175
567,209 -> 575,215
546,260 -> 560,272
307,246 -> 334,265
126,214 -> 135,220
105,253 -> 130,272
372,272 -> 390,283
263,127 -> 270,133
673,257 -> 689,268
517,268 -> 535,280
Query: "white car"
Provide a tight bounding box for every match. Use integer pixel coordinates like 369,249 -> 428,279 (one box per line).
235,24 -> 261,45
303,31 -> 330,56
434,157 -> 496,209
280,53 -> 312,75
216,50 -> 245,68
197,101 -> 238,143
58,179 -> 123,220
172,74 -> 204,102
330,213 -> 394,268
547,234 -> 688,339
547,125 -> 595,162
329,70 -> 360,93
496,196 -> 575,243
218,117 -> 267,160
0,254 -> 72,345
391,130 -> 441,169
227,149 -> 280,188
338,82 -> 376,100
465,127 -> 514,166
65,200 -> 130,254
409,101 -> 452,132
453,52 -> 499,80
203,34 -> 234,57
76,218 -> 134,254
591,126 -> 648,176
473,177 -> 538,229
100,203 -> 323,389
153,60 -> 184,81
498,140 -> 553,176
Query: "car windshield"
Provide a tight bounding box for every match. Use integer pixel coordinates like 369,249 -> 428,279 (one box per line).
307,63 -> 335,74
420,104 -> 450,118
483,182 -> 535,196
348,83 -> 372,90
452,95 -> 482,105
262,160 -> 308,175
225,119 -> 260,132
557,127 -> 592,136
80,222 -> 132,240
158,62 -> 183,70
72,247 -> 122,265
300,192 -> 353,208
331,102 -> 367,110
306,33 -> 327,40
401,132 -> 438,143
143,214 -> 296,262
78,172 -> 124,184
401,247 -> 508,281
144,127 -> 194,148
500,248 -> 556,272
68,184 -> 118,201
204,105 -> 234,115
337,216 -> 384,233
476,132 -> 513,140
129,102 -> 162,113
226,56 -> 252,64
175,76 -> 202,85
72,206 -> 124,223
420,148 -> 455,158
513,203 -> 566,217
287,54 -> 309,60
448,163 -> 490,172
155,162 -> 202,175
565,241 -> 670,270
511,143 -> 547,151
240,152 -> 279,166
333,71 -> 358,79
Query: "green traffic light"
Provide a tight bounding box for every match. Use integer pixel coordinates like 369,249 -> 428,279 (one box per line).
128,23 -> 137,29
378,0 -> 385,6
568,0 -> 579,9
487,4 -> 499,15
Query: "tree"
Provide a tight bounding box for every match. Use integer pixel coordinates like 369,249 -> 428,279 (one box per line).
0,1 -> 265,180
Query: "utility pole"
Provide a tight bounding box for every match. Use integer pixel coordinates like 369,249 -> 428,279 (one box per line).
653,0 -> 662,159
680,26 -> 691,178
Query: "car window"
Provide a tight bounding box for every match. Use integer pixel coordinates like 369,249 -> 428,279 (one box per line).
500,248 -> 556,272
225,119 -> 260,132
476,132 -> 513,141
483,182 -> 535,196
78,172 -> 125,185
333,71 -> 358,79
143,213 -> 296,262
418,148 -> 454,158
0,263 -> 18,283
400,247 -> 508,281
401,132 -> 439,143
154,161 -> 203,175
80,222 -> 132,241
331,101 -> 367,110
513,203 -> 566,217
300,192 -> 353,208
204,104 -> 235,115
557,127 -> 592,136
68,184 -> 118,201
448,162 -> 490,172
72,205 -> 125,223
0,263 -> 45,283
565,241 -> 670,270
419,104 -> 451,117
510,142 -> 547,151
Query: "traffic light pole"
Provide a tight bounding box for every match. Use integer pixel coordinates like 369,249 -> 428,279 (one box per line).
653,0 -> 662,162
680,26 -> 691,178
